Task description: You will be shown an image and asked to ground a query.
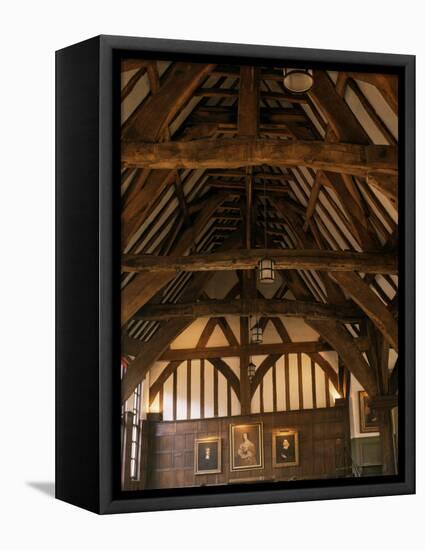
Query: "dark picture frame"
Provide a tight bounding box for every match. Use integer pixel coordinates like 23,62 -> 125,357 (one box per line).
272,429 -> 299,468
56,34 -> 415,514
194,437 -> 222,475
230,423 -> 264,471
359,391 -> 379,433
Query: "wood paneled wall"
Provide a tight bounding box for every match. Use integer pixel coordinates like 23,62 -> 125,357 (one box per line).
142,403 -> 350,490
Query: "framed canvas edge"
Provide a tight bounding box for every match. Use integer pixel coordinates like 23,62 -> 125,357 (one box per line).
91,35 -> 415,514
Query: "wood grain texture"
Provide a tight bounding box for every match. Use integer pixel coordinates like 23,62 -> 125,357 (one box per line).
122,138 -> 397,177
123,248 -> 397,274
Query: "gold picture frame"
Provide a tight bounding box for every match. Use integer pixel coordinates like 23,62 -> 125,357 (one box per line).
358,391 -> 379,433
272,429 -> 299,468
229,423 -> 263,471
194,437 -> 221,475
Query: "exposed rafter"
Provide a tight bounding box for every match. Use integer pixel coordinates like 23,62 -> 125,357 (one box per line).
122,248 -> 397,274
122,138 -> 397,177
119,59 -> 399,412
134,298 -> 364,322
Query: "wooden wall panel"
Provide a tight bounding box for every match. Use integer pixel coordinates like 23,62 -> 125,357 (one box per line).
144,405 -> 350,489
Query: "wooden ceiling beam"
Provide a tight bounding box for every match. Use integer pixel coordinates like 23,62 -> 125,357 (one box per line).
122,317 -> 195,402
122,248 -> 397,275
121,192 -> 227,325
238,66 -> 260,137
173,170 -> 190,226
121,268 -> 215,402
206,171 -> 294,183
309,70 -> 369,143
347,78 -> 396,145
346,72 -> 398,114
148,361 -> 183,406
208,180 -> 289,194
122,62 -> 215,141
279,269 -> 378,396
121,169 -> 173,249
134,298 -> 364,322
330,271 -> 398,351
303,171 -> 324,231
122,138 -> 397,177
308,70 -> 397,205
307,319 -> 378,396
159,337 -> 369,361
238,67 -> 260,250
187,106 -> 307,125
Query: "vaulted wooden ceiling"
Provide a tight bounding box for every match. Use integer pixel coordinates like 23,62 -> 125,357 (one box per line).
119,59 -> 398,405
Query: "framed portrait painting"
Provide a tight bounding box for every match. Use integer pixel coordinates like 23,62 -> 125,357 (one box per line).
359,391 -> 379,434
194,437 -> 221,475
230,423 -> 263,471
272,429 -> 299,468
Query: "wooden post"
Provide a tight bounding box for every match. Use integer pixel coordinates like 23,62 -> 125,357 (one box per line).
238,66 -> 259,250
240,316 -> 251,415
371,395 -> 398,475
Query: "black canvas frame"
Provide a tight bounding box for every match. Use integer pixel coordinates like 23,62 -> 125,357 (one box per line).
56,35 -> 415,514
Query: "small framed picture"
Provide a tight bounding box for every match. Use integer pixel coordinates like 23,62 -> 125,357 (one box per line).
359,391 -> 379,433
230,423 -> 263,471
272,429 -> 299,468
194,437 -> 221,475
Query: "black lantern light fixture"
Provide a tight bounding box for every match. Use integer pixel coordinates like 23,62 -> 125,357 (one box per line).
250,315 -> 263,344
283,68 -> 314,94
248,361 -> 256,382
258,257 -> 275,283
258,178 -> 276,284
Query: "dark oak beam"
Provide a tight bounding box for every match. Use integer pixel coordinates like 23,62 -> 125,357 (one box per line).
122,138 -> 397,177
121,270 -> 215,402
121,192 -> 227,325
122,169 -> 175,248
149,361 -> 183,406
208,179 -> 289,194
160,337 -> 369,361
307,319 -> 378,396
238,66 -> 260,137
207,171 -> 294,182
331,271 -> 398,351
122,62 -> 215,141
309,70 -> 397,205
188,106 -> 307,125
280,270 -> 378,397
309,70 -> 369,144
122,318 -> 192,402
303,171 -> 323,231
122,248 -> 397,275
271,199 -> 347,304
347,72 -> 398,114
134,298 -> 364,323
251,355 -> 281,393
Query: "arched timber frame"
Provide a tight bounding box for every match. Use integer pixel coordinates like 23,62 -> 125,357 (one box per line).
149,356 -> 240,407
120,60 -> 399,433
